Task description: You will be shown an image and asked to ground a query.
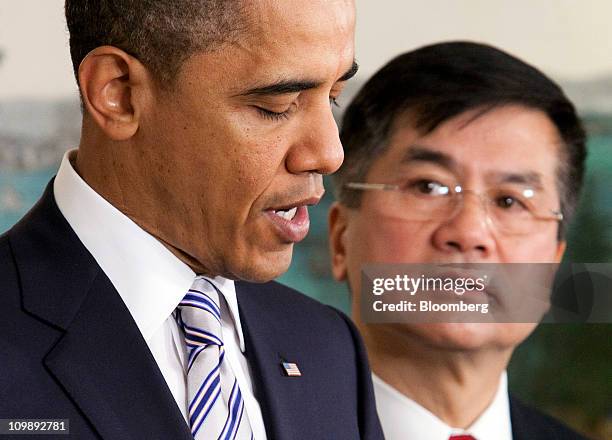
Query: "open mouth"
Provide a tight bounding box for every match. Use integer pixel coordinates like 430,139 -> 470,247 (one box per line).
264,196 -> 321,243
271,207 -> 298,221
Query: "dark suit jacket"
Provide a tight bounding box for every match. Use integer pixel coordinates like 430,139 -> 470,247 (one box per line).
0,182 -> 383,440
510,395 -> 590,440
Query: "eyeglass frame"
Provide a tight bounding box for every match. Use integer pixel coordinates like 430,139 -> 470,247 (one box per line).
344,182 -> 564,225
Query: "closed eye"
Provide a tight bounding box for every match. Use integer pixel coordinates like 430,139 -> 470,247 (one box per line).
255,106 -> 292,121
256,96 -> 340,121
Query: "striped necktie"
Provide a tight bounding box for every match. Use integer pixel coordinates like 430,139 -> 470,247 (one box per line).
175,276 -> 253,440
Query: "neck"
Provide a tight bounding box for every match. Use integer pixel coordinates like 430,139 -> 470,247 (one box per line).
364,324 -> 511,429
74,142 -> 214,276
75,138 -> 128,214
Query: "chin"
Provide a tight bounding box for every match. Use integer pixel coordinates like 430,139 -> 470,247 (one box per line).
410,323 -> 509,351
230,246 -> 294,283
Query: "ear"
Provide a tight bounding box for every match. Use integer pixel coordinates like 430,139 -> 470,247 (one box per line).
78,45 -> 149,141
555,240 -> 567,263
328,202 -> 350,281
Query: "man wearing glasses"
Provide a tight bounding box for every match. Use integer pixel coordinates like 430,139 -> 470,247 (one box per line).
328,42 -> 588,439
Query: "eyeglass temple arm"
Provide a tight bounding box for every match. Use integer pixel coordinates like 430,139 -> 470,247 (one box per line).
344,182 -> 399,191
535,210 -> 564,221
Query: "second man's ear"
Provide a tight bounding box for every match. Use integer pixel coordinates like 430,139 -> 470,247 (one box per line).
328,202 -> 350,281
78,45 -> 150,141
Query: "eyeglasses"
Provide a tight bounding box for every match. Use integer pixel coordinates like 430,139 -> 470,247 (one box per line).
345,181 -> 563,235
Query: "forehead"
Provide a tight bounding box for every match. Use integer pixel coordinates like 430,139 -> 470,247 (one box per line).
249,0 -> 355,36
369,105 -> 562,184
181,0 -> 356,90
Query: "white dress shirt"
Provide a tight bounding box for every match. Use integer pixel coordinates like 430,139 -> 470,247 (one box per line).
373,372 -> 513,440
53,150 -> 267,439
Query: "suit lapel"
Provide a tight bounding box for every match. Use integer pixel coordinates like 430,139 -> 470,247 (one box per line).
235,282 -> 286,439
509,395 -> 546,440
43,271 -> 192,440
236,281 -> 318,440
9,182 -> 192,440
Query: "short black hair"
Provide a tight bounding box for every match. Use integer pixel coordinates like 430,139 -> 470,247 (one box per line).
65,0 -> 247,87
334,41 -> 587,238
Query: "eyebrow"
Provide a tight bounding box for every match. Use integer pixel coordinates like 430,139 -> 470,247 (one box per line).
401,145 -> 546,188
239,60 -> 359,97
401,145 -> 457,171
492,171 -> 544,189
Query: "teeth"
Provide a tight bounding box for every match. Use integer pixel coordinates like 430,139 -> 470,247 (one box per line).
274,207 -> 298,220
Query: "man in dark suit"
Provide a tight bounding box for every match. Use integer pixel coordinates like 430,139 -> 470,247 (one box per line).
0,1 -> 383,439
328,42 -> 590,439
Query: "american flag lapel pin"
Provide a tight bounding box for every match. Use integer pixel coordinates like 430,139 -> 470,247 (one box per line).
282,361 -> 301,377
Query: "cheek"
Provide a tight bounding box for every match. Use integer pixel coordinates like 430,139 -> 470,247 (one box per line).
499,231 -> 561,262
358,217 -> 434,263
196,130 -> 286,210
223,119 -> 289,184
235,144 -> 283,187
344,217 -> 432,294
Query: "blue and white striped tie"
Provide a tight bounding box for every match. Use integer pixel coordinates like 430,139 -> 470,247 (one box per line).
175,276 -> 253,440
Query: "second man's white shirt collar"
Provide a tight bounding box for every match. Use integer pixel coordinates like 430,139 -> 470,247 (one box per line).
53,149 -> 247,351
373,371 -> 513,440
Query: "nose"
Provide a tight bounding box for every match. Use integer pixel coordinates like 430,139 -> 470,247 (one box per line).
285,101 -> 344,175
431,192 -> 496,258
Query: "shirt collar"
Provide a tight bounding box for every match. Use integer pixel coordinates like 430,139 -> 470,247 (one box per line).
468,372 -> 512,440
373,371 -> 512,440
53,149 -> 246,351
